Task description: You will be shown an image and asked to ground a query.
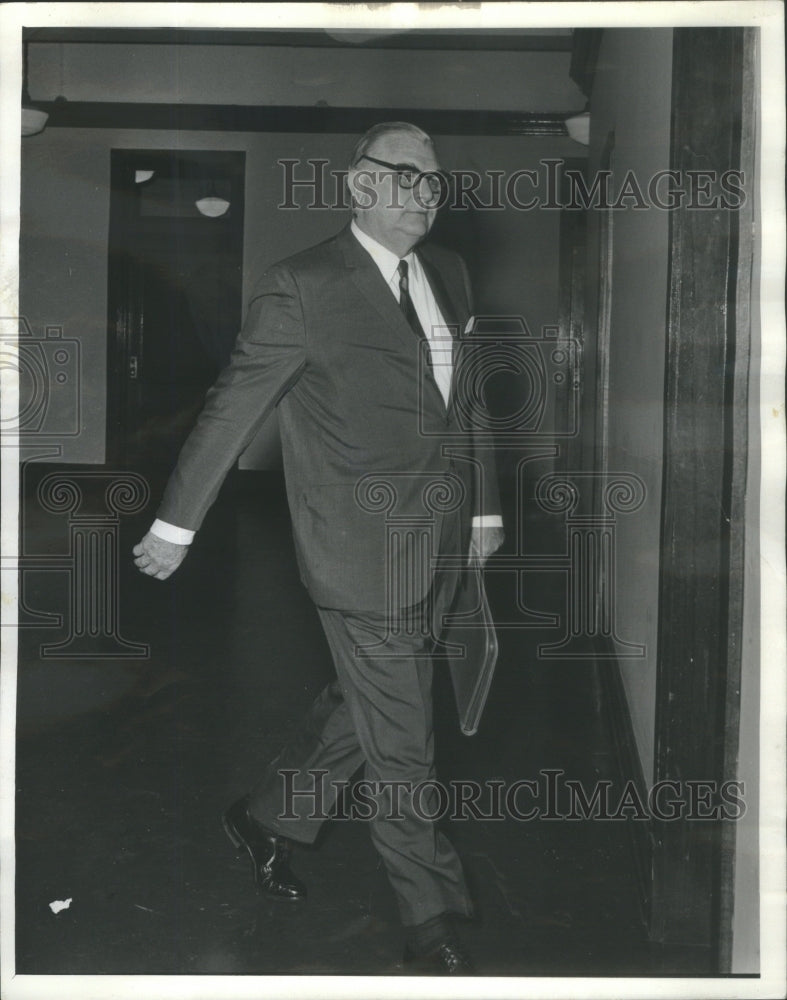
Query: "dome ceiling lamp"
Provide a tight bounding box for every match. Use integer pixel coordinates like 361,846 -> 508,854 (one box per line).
195,181 -> 230,218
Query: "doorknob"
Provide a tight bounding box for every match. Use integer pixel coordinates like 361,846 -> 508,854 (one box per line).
129,355 -> 139,379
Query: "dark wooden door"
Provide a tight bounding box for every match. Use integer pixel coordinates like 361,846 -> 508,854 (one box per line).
107,150 -> 245,470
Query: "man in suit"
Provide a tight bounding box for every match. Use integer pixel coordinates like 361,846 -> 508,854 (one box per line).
133,122 -> 504,974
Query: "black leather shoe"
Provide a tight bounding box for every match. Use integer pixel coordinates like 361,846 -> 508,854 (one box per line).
403,938 -> 474,975
222,796 -> 307,901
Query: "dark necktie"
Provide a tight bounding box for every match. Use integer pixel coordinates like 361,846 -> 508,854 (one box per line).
397,259 -> 427,340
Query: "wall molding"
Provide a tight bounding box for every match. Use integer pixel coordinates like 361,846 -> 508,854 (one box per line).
34,101 -> 573,136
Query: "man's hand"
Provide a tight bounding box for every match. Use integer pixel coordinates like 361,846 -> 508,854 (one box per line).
469,524 -> 505,567
133,532 -> 189,580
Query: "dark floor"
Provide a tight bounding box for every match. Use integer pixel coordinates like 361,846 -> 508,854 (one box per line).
14,466 -> 714,977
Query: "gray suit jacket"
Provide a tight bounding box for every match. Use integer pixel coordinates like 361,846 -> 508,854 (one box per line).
157,224 -> 500,611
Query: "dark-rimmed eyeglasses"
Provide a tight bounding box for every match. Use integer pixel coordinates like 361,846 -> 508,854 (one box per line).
356,154 -> 446,196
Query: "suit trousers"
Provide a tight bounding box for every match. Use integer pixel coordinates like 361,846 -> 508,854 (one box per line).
247,509 -> 473,927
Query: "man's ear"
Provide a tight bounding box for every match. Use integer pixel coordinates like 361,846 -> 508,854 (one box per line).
347,166 -> 377,211
345,167 -> 358,211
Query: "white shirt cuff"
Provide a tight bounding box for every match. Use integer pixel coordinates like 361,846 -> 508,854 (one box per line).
150,519 -> 195,545
471,514 -> 503,528
151,516 -> 499,540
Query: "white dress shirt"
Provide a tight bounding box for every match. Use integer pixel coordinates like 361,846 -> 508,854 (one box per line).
150,223 -> 501,545
350,220 -> 454,407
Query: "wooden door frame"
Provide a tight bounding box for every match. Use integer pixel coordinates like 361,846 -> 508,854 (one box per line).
557,159 -> 588,478
651,26 -> 755,964
591,130 -> 615,516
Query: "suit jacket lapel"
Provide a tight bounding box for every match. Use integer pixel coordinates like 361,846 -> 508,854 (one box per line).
337,226 -> 466,413
338,226 -> 426,355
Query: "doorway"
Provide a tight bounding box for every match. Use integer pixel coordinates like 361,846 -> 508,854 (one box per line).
106,149 -> 245,471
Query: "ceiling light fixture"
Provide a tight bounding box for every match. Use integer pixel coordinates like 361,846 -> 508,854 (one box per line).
21,41 -> 48,137
195,180 -> 230,217
565,107 -> 591,146
195,195 -> 231,218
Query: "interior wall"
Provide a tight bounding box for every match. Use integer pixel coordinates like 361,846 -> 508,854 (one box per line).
584,29 -> 674,781
27,41 -> 583,112
19,127 -> 579,467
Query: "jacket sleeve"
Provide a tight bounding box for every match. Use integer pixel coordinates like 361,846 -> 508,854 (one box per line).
156,264 -> 307,531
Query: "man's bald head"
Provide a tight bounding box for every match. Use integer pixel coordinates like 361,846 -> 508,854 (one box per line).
347,122 -> 442,257
349,121 -> 434,170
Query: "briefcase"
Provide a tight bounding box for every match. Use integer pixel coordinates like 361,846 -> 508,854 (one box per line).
442,557 -> 499,736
